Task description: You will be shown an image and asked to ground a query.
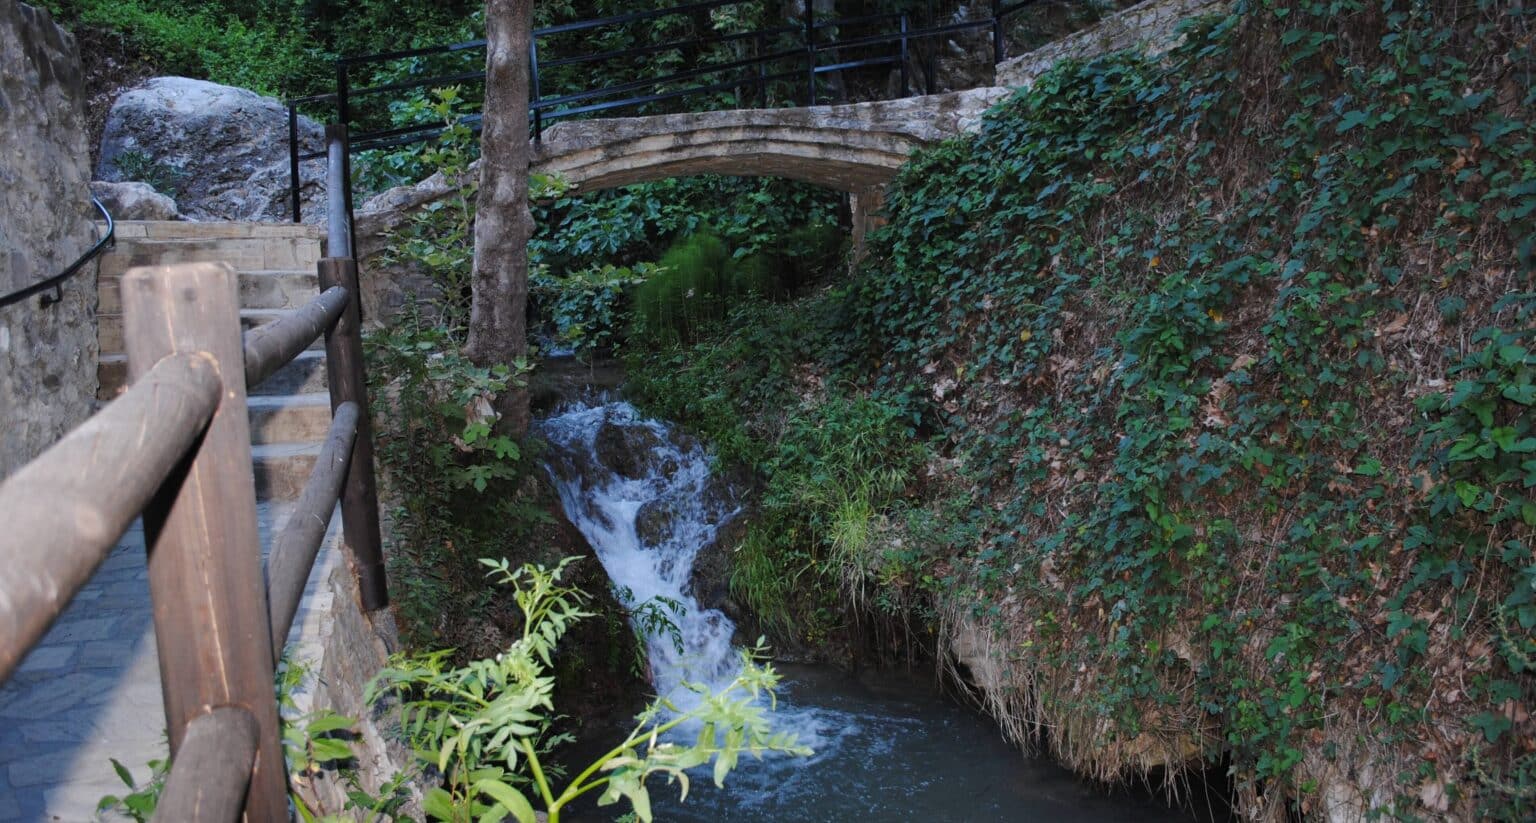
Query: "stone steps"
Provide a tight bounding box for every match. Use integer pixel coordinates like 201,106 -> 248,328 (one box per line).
253,442 -> 323,501
95,221 -> 334,502
99,269 -> 319,314
99,349 -> 329,401
248,394 -> 334,445
96,308 -> 324,357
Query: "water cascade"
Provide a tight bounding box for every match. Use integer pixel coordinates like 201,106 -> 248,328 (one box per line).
538,400 -> 743,702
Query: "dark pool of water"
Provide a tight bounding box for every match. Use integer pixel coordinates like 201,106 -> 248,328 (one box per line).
567,663 -> 1226,822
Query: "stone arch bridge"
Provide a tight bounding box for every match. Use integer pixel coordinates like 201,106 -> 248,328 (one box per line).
530,88 -> 1004,195
357,88 -> 1007,260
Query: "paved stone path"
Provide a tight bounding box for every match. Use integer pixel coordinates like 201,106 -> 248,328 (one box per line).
0,505 -> 340,821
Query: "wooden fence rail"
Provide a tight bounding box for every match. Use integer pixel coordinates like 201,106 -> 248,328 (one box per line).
0,131 -> 386,820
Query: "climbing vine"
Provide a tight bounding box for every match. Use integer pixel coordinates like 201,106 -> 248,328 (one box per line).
635,0 -> 1534,817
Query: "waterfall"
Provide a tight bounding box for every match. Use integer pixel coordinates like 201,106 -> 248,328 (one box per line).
537,401 -> 743,702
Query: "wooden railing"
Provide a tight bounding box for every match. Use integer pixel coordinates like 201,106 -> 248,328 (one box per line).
0,130 -> 385,822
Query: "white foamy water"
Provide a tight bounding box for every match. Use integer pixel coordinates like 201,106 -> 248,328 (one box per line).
538,401 -> 744,702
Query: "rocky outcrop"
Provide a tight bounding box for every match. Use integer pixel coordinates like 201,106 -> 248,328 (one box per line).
95,77 -> 326,222
0,0 -> 98,479
996,0 -> 1229,88
89,180 -> 179,221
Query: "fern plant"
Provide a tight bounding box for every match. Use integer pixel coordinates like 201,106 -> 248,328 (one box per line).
369,558 -> 810,822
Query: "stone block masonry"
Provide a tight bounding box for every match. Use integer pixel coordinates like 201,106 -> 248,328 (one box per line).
996,0 -> 1230,89
0,0 -> 98,479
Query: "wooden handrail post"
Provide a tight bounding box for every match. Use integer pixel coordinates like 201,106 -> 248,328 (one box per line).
121,263 -> 288,822
317,257 -> 389,611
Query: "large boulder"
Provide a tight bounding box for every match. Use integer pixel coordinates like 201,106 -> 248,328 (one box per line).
95,77 -> 327,222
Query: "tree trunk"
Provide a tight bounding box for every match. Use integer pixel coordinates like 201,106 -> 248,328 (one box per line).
467,0 -> 534,437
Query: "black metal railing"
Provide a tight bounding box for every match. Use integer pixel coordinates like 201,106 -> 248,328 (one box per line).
287,0 -> 1046,225
0,198 -> 115,310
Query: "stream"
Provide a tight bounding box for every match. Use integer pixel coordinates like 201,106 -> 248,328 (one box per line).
539,401 -> 1213,822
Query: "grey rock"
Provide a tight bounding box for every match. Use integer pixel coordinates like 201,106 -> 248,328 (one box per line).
0,1 -> 97,480
96,76 -> 326,221
594,419 -> 667,480
89,180 -> 179,220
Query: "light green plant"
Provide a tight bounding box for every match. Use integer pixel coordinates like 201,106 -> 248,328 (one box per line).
97,756 -> 169,822
368,557 -> 810,823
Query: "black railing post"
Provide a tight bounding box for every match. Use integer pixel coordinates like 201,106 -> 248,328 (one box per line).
756,31 -> 769,105
530,37 -> 544,141
899,14 -> 910,97
991,0 -> 1004,65
288,103 -> 302,223
325,126 -> 352,260
804,3 -> 816,106
335,62 -> 351,138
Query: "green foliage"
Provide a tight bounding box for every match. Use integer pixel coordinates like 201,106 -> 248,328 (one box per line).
366,311 -> 542,646
627,225 -> 846,347
734,392 -> 930,638
369,559 -> 810,823
830,0 -> 1536,811
96,757 -> 168,822
377,88 -> 480,339
111,150 -> 188,198
631,0 -> 1534,813
627,291 -> 934,644
42,0 -> 326,97
532,262 -> 660,352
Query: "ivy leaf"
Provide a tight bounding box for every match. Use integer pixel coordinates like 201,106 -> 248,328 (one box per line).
1337,109 -> 1372,132
1469,711 -> 1512,743
1491,427 -> 1518,451
1507,437 -> 1536,454
1503,383 -> 1536,405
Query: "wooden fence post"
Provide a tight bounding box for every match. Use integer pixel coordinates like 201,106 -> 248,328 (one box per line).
317,257 -> 389,611
121,263 -> 288,822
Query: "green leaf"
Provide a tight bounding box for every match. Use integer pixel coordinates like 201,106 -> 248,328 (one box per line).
111,758 -> 135,788
423,788 -> 458,821
1470,712 -> 1513,743
305,713 -> 355,735
472,779 -> 538,823
1503,383 -> 1536,405
310,737 -> 355,764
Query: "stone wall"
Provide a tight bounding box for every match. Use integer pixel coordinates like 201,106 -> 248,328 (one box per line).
996,0 -> 1229,88
0,1 -> 98,479
292,563 -> 424,818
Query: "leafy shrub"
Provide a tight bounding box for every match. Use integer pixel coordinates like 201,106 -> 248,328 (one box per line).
369,558 -> 810,823
531,262 -> 659,353
365,310 -> 543,646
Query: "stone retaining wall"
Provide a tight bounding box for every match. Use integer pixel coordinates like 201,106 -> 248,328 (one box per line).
0,0 -> 98,479
996,0 -> 1229,88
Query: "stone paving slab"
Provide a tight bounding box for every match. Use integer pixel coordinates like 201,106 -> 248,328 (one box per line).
0,505 -> 341,822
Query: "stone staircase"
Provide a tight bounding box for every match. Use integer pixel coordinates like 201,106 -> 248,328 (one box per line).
97,221 -> 333,500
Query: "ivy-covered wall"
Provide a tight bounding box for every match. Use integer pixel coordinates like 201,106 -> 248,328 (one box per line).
626,0 -> 1536,817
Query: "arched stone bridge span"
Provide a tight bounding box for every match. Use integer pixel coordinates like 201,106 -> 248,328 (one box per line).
529,88 -> 1006,194
358,88 -> 1006,259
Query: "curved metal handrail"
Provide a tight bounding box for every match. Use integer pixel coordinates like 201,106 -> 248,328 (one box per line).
0,197 -> 115,310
